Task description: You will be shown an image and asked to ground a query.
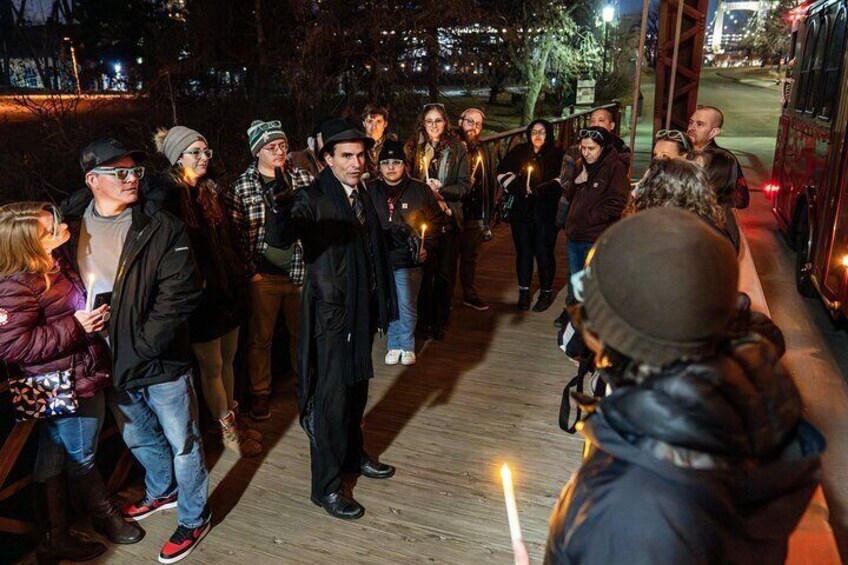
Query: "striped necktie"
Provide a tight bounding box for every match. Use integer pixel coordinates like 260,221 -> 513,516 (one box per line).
350,189 -> 366,225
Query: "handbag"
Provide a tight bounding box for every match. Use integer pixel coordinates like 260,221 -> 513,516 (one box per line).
8,368 -> 78,421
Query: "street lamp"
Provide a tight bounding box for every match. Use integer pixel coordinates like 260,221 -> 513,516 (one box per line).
63,37 -> 81,96
602,5 -> 615,77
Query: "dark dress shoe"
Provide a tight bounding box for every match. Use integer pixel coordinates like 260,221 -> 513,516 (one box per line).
532,290 -> 554,312
360,456 -> 396,479
517,289 -> 531,310
311,491 -> 364,520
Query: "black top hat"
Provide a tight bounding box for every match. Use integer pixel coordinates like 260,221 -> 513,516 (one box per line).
80,137 -> 145,173
319,118 -> 374,158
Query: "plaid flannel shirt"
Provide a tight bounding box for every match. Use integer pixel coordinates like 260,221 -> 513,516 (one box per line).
225,161 -> 314,285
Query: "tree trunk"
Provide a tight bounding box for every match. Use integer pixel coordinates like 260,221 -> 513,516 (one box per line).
253,0 -> 267,102
426,27 -> 439,101
521,39 -> 555,124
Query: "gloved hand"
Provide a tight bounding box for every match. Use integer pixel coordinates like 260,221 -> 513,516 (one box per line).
262,167 -> 295,213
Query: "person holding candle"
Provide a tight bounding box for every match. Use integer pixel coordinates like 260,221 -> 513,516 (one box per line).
0,202 -> 143,563
153,126 -> 260,457
404,103 -> 470,340
542,207 -> 822,565
368,139 -> 446,365
496,119 -> 564,312
61,137 -> 209,564
456,107 -> 493,312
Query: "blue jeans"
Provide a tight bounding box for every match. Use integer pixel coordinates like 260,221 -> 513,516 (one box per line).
109,373 -> 209,528
388,267 -> 424,351
567,240 -> 595,303
33,390 -> 105,482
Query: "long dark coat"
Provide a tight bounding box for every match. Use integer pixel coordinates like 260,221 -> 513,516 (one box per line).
286,168 -> 397,421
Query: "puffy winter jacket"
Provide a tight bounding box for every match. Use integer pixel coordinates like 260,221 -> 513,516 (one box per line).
0,261 -> 111,398
545,332 -> 823,564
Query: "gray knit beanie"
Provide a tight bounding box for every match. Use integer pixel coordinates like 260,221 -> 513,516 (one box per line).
581,207 -> 739,367
154,126 -> 207,165
247,120 -> 287,157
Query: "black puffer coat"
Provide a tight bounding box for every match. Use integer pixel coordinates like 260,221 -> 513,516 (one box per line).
545,333 -> 824,565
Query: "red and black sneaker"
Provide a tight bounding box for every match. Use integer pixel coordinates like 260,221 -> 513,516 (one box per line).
158,521 -> 210,564
122,493 -> 178,521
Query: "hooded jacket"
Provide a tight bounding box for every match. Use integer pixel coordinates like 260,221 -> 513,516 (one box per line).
564,144 -> 629,242
61,188 -> 203,391
0,260 -> 111,399
496,120 -> 565,224
544,333 -> 823,565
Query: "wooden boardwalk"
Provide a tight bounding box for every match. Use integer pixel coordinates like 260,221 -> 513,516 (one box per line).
92,226 -> 583,564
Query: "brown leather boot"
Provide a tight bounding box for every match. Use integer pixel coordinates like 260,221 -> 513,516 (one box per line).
34,476 -> 106,564
220,410 -> 262,457
72,469 -> 144,544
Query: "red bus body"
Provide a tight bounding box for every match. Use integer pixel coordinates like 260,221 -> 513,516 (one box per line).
769,0 -> 848,316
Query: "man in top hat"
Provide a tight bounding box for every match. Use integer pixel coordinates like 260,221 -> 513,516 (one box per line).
275,118 -> 397,520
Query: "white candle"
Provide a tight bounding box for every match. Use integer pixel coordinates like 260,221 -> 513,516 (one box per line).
420,224 -> 427,240
85,273 -> 96,312
526,166 -> 533,193
421,156 -> 430,182
470,154 -> 482,183
500,463 -> 523,546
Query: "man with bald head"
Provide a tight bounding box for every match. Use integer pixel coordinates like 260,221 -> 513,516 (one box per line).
589,107 -> 630,166
687,105 -> 748,208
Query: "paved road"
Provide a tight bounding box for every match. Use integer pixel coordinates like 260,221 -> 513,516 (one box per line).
673,71 -> 848,559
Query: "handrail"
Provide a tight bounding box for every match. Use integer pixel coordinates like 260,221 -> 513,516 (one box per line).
479,103 -> 620,144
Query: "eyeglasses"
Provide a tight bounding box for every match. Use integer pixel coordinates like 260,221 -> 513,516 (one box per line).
380,159 -> 404,167
91,166 -> 145,181
253,120 -> 282,132
424,118 -> 445,126
182,148 -> 213,160
461,117 -> 483,128
578,129 -> 605,142
530,129 -> 546,137
655,129 -> 690,151
262,142 -> 288,155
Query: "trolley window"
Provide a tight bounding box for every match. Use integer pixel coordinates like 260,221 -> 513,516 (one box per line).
797,18 -> 820,113
805,13 -> 829,114
820,6 -> 847,120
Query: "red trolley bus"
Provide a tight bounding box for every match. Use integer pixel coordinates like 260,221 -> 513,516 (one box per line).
769,0 -> 848,316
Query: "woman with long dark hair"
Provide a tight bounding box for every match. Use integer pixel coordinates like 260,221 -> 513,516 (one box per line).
0,202 -> 142,563
496,119 -> 565,311
562,126 -> 630,303
153,126 -> 260,457
405,103 -> 470,340
692,147 -> 743,251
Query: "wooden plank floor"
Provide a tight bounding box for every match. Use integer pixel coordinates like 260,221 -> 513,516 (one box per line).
90,226 -> 584,564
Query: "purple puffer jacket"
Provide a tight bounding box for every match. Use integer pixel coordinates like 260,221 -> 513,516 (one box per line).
0,261 -> 111,398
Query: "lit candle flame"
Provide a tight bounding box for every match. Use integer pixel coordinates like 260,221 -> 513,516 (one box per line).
500,463 -> 523,544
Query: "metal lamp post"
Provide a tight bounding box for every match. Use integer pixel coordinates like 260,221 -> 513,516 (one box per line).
602,5 -> 615,77
63,37 -> 81,96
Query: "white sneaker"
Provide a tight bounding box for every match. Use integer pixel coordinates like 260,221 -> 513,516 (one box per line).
401,351 -> 416,366
385,349 -> 402,365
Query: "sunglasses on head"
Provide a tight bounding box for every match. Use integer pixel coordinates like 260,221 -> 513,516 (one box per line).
578,129 -> 605,142
423,103 -> 445,111
91,166 -> 145,181
655,129 -> 690,151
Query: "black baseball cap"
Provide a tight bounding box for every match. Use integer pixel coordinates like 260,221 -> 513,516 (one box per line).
379,139 -> 405,162
80,137 -> 146,173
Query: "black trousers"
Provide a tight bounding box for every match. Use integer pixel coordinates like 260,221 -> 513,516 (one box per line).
459,219 -> 484,301
510,218 -> 559,291
310,302 -> 371,498
418,230 -> 459,332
